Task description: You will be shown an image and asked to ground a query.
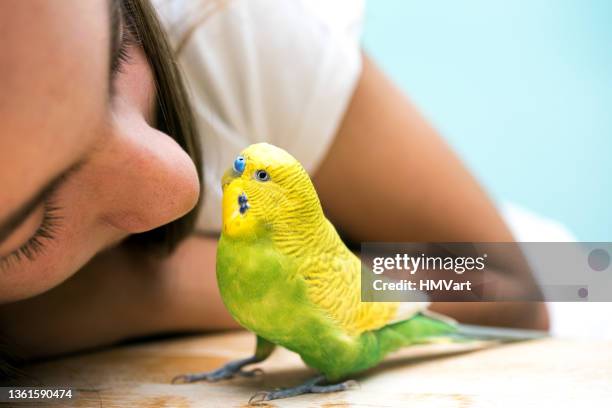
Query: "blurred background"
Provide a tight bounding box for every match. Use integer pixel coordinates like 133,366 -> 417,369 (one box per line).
363,0 -> 611,242
362,0 -> 612,340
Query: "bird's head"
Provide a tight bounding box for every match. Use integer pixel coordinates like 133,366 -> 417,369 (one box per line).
221,143 -> 323,239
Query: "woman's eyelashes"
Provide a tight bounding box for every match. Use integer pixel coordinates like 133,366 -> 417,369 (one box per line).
111,29 -> 134,76
111,27 -> 135,79
110,13 -> 139,97
0,200 -> 62,270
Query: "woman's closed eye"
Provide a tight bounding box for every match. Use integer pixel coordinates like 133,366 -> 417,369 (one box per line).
109,3 -> 138,97
111,23 -> 135,82
0,160 -> 84,270
0,195 -> 62,270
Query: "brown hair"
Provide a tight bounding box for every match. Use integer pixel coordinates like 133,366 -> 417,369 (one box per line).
122,0 -> 203,255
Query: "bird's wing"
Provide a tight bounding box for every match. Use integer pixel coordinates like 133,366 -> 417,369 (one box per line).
301,247 -> 428,337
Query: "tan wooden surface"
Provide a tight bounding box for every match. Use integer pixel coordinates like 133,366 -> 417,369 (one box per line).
10,331 -> 612,407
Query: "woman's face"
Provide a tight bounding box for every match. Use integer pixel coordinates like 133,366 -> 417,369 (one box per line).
0,0 -> 200,303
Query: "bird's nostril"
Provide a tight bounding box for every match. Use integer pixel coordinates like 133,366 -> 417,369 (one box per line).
238,193 -> 248,204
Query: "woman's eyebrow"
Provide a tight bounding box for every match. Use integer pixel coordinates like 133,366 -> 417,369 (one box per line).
0,160 -> 83,243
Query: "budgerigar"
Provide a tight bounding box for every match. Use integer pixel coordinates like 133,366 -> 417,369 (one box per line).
172,143 -> 544,403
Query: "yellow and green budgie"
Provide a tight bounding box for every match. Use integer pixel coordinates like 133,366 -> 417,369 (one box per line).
173,143 -> 543,403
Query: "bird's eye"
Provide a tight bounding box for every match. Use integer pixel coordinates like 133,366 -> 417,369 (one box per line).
255,169 -> 270,182
233,155 -> 246,174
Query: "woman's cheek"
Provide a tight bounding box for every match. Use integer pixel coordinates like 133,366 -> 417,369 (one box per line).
95,115 -> 200,234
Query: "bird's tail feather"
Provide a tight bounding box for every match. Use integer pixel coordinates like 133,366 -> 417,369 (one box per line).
453,323 -> 547,342
376,312 -> 547,356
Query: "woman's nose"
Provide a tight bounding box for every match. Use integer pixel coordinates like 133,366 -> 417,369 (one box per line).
96,115 -> 200,234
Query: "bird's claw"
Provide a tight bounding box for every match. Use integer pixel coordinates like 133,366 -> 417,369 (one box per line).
248,376 -> 358,404
248,391 -> 273,405
171,374 -> 190,384
171,367 -> 264,384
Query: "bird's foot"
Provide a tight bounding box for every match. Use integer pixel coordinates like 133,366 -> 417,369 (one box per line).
248,375 -> 358,405
172,357 -> 263,384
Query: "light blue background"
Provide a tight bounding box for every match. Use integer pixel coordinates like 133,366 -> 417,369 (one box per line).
363,0 -> 611,241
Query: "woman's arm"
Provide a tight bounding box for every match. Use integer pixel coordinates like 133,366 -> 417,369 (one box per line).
312,54 -> 549,330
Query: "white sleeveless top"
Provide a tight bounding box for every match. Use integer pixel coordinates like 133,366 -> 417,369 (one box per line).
153,0 -> 364,232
